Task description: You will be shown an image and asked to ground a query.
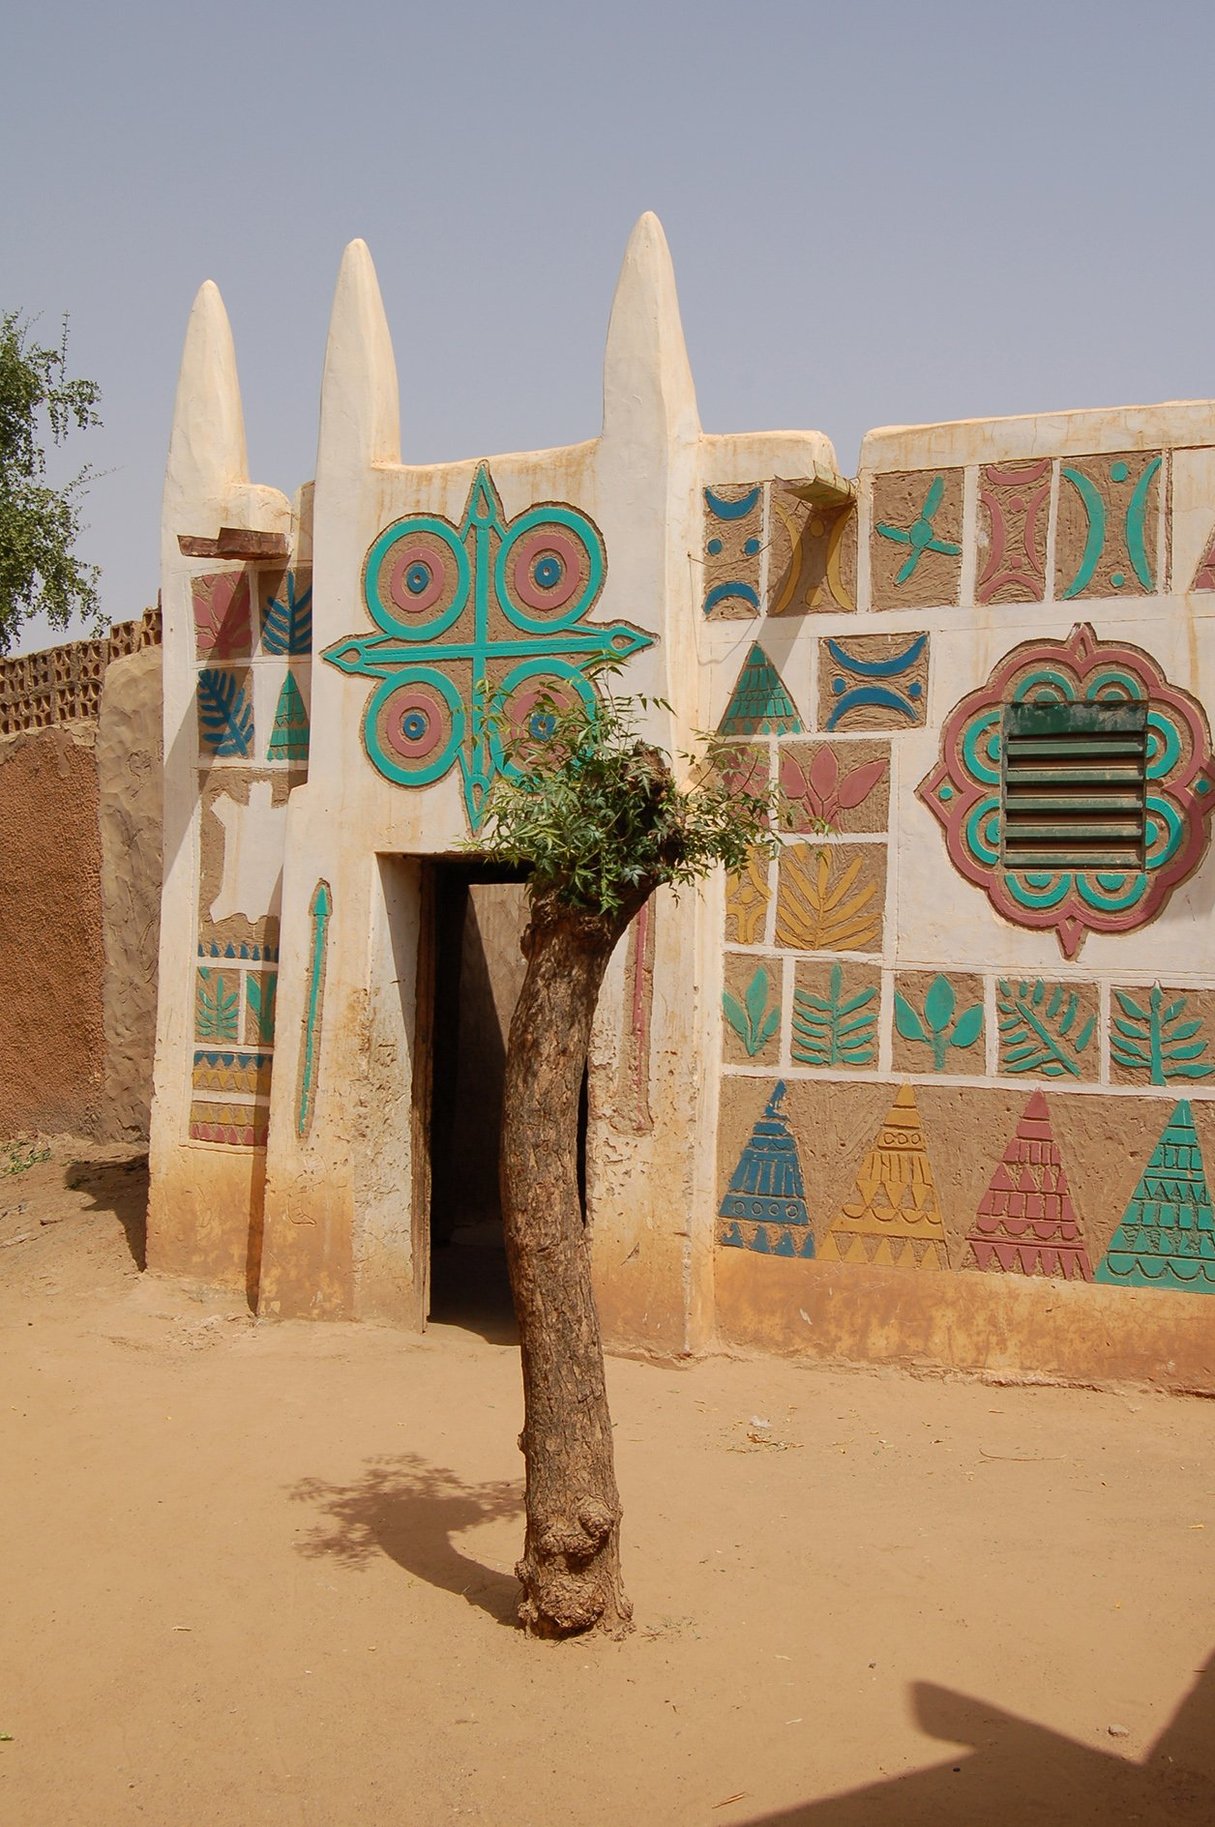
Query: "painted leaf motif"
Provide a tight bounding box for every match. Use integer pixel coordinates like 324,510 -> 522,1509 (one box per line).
835,756 -> 888,811
745,967 -> 770,1027
894,991 -> 927,1043
261,574 -> 313,656
997,979 -> 1094,1078
950,1005 -> 984,1050
246,972 -> 278,1045
775,848 -> 880,951
197,669 -> 254,757
923,975 -> 956,1034
722,991 -> 750,1043
791,964 -> 877,1068
195,969 -> 239,1042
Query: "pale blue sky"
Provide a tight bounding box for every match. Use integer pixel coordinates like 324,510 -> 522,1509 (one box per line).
5,0 -> 1215,650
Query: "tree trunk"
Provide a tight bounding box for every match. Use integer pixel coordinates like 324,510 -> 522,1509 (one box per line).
499,886 -> 650,1637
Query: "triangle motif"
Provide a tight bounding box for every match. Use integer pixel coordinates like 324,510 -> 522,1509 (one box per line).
718,644 -> 803,737
718,1081 -> 813,1255
1096,1101 -> 1215,1292
1192,525 -> 1215,592
819,1084 -> 947,1270
965,1091 -> 1092,1280
268,672 -> 310,761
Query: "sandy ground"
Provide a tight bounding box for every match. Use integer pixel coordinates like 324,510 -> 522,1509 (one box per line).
0,1140 -> 1213,1826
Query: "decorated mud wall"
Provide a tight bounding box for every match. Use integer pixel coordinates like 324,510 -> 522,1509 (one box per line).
148,215 -> 1213,1388
0,613 -> 163,1141
710,417 -> 1215,1388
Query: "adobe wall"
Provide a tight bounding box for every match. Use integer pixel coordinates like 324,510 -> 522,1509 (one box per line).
0,614 -> 163,1142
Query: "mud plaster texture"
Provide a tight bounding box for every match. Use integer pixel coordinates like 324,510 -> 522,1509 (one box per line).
869,468 -> 963,610
892,971 -> 986,1076
97,649 -> 163,1143
0,725 -> 104,1136
767,485 -> 857,614
976,458 -> 1051,604
197,769 -> 298,953
1054,451 -> 1166,600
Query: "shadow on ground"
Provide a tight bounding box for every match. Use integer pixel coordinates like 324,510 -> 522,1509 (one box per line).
740,1654 -> 1215,1826
290,1453 -> 523,1626
68,1152 -> 148,1270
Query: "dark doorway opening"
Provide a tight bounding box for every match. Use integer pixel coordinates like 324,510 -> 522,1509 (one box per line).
423,859 -> 530,1340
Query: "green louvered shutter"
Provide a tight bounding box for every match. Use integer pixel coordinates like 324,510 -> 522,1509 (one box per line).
1002,701 -> 1148,871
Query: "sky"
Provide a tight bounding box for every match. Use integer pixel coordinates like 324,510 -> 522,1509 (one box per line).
5,0 -> 1215,652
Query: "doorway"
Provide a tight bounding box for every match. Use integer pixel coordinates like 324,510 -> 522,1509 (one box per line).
419,859 -> 530,1337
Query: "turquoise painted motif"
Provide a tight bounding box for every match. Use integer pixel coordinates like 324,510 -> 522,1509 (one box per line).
792,966 -> 877,1068
997,979 -> 1095,1078
1095,1101 -> 1215,1292
323,466 -> 651,831
1058,454 -> 1162,598
894,977 -> 983,1071
268,674 -> 309,762
718,1081 -> 813,1257
723,967 -> 781,1058
195,967 -> 240,1043
246,972 -> 278,1046
718,644 -> 802,736
297,880 -> 332,1139
875,476 -> 962,583
1110,986 -> 1214,1085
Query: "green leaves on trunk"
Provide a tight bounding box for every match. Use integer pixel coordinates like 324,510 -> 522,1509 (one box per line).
1111,984 -> 1214,1084
997,979 -> 1095,1077
723,966 -> 780,1056
894,976 -> 983,1071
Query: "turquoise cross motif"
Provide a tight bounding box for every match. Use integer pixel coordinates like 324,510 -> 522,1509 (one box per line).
876,475 -> 961,583
322,463 -> 653,830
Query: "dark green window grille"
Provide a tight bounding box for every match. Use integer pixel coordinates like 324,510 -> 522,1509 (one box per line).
1002,701 -> 1148,871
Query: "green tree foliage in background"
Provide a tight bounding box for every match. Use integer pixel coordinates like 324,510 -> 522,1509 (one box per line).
0,312 -> 102,654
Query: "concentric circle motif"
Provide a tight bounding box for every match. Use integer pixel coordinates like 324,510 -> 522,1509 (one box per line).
365,670 -> 464,787
496,507 -> 605,632
490,664 -> 598,776
363,518 -> 470,640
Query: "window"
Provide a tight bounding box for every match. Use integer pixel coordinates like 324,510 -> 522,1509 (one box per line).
1002,701 -> 1147,872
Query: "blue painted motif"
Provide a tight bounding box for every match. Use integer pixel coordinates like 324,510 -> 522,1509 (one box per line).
261,572 -> 313,656
197,669 -> 254,758
705,486 -> 761,521
323,465 -> 650,830
825,635 -> 927,730
717,1082 -> 814,1257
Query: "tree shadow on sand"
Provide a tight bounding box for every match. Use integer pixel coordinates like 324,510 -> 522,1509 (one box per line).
289,1454 -> 524,1626
68,1152 -> 148,1270
736,1654 -> 1215,1826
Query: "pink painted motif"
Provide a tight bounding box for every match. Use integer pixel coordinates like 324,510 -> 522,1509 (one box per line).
1191,526 -> 1215,593
780,747 -> 888,829
976,460 -> 1051,605
193,572 -> 253,660
965,1091 -> 1091,1280
918,623 -> 1215,958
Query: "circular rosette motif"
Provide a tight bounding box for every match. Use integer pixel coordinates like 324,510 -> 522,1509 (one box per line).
917,624 -> 1215,958
365,669 -> 464,787
363,517 -> 470,639
488,663 -> 598,778
495,506 -> 605,633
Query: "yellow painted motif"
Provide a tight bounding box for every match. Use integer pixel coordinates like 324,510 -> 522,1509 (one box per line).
820,1084 -> 949,1269
725,851 -> 771,944
775,847 -> 880,952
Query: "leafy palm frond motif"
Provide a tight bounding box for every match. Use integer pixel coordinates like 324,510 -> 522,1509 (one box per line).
997,979 -> 1095,1078
245,972 -> 278,1046
261,572 -> 313,656
792,965 -> 876,1068
195,969 -> 240,1042
197,668 -> 254,758
894,976 -> 983,1071
1111,985 -> 1214,1084
776,848 -> 881,952
722,966 -> 780,1057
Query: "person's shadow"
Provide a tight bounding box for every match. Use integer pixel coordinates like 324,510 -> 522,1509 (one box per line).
738,1652 -> 1215,1825
290,1454 -> 522,1626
